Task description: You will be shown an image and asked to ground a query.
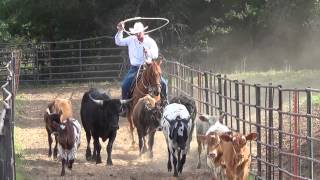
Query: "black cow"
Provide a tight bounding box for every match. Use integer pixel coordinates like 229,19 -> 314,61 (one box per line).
80,88 -> 131,165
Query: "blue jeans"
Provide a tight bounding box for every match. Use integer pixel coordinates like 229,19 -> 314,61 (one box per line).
122,66 -> 168,100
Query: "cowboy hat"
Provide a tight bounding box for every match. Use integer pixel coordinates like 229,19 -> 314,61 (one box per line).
129,22 -> 148,34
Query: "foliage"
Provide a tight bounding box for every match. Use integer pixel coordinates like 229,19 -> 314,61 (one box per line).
0,0 -> 319,70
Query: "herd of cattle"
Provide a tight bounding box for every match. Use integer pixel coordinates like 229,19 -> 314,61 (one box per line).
43,88 -> 257,179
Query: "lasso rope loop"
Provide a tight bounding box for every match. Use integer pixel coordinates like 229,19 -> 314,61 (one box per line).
122,17 -> 169,35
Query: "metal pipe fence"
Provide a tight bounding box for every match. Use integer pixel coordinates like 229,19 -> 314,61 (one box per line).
163,60 -> 320,180
0,52 -> 17,180
1,36 -> 128,85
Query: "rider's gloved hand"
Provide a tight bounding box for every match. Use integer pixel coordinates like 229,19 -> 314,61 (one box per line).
144,47 -> 152,64
117,21 -> 124,31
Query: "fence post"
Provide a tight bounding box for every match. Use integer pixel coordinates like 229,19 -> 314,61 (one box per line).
224,75 -> 228,125
79,40 -> 83,78
267,84 -> 273,180
278,85 -> 283,180
35,47 -> 40,84
209,71 -> 213,115
204,72 -> 209,114
197,69 -> 202,113
190,69 -> 194,98
235,80 -> 240,132
217,74 -> 222,115
293,91 -> 298,180
306,88 -> 313,179
242,80 -> 246,134
173,63 -> 177,96
255,84 -> 262,178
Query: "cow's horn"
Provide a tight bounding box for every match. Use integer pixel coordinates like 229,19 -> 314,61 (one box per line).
89,94 -> 103,106
46,108 -> 51,115
120,98 -> 133,104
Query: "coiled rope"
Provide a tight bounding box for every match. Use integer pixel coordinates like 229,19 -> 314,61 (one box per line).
122,17 -> 169,35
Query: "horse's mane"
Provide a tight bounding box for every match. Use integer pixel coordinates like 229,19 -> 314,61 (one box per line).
145,61 -> 161,79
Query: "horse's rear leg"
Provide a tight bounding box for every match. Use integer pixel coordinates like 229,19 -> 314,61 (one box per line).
127,113 -> 135,146
46,128 -> 52,157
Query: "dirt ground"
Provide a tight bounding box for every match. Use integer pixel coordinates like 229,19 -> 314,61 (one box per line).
14,82 -> 212,180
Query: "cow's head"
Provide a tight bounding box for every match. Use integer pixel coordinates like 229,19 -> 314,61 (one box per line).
89,94 -> 132,128
52,120 -> 75,150
198,113 -> 225,125
167,116 -> 191,150
220,132 -> 257,165
197,131 -> 229,160
149,103 -> 163,131
45,108 -> 62,132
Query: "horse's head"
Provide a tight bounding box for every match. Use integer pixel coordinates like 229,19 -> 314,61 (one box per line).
143,56 -> 163,97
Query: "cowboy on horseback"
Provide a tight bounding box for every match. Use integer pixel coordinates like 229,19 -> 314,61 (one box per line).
115,21 -> 168,105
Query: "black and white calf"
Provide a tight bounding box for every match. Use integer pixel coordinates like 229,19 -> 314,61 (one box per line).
161,103 -> 192,177
51,116 -> 81,176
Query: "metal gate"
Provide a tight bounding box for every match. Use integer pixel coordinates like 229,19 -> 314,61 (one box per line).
0,50 -> 18,180
15,36 -> 128,84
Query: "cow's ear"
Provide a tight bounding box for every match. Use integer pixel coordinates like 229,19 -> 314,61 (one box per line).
220,133 -> 232,142
246,132 -> 257,141
198,115 -> 208,122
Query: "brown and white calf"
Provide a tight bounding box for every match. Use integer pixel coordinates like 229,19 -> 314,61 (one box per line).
44,98 -> 73,158
197,113 -> 230,179
196,113 -> 226,168
51,116 -> 81,176
219,132 -> 257,180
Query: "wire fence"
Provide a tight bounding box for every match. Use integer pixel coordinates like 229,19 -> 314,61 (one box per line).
0,52 -> 18,180
162,60 -> 320,180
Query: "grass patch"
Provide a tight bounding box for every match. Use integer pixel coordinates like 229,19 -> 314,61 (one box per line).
312,94 -> 320,106
14,94 -> 28,180
228,69 -> 320,89
14,127 -> 26,180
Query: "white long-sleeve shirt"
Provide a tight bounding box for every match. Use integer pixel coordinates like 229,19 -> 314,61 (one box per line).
115,31 -> 158,66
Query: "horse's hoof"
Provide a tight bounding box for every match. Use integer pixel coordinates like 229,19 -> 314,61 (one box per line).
148,152 -> 153,159
96,158 -> 102,164
196,163 -> 201,169
86,155 -> 92,161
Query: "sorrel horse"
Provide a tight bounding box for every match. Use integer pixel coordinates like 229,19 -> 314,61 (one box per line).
126,57 -> 163,146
